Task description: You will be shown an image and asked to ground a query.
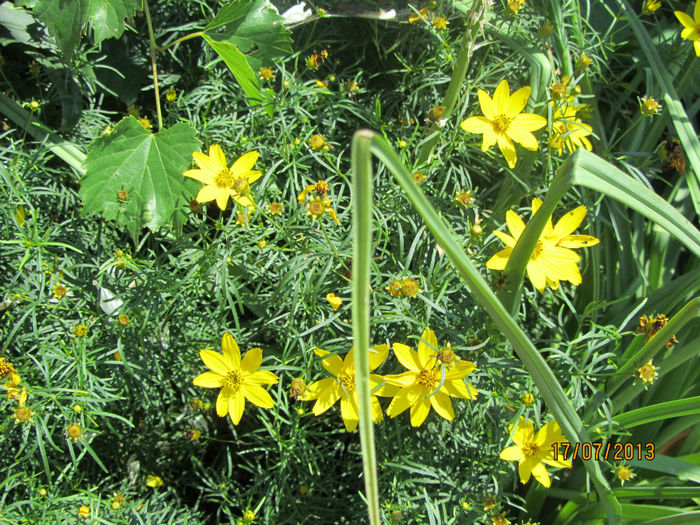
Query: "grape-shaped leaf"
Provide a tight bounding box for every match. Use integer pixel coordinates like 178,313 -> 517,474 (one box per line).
33,0 -> 139,57
202,0 -> 291,115
80,117 -> 200,239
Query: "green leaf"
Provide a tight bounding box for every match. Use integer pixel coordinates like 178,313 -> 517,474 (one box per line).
33,0 -> 139,57
629,454 -> 700,483
593,396 -> 700,430
0,1 -> 41,46
201,0 -> 291,115
80,117 -> 200,239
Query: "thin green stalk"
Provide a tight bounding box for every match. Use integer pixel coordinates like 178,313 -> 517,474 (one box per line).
352,129 -> 621,524
158,31 -> 204,52
351,130 -> 380,525
143,0 -> 163,131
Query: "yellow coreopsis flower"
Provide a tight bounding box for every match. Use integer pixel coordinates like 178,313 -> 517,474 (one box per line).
499,417 -> 572,487
675,1 -> 700,56
461,80 -> 546,169
550,101 -> 593,155
145,475 -> 163,488
302,345 -> 397,432
192,333 -> 279,425
384,329 -> 477,427
326,292 -> 343,311
184,145 -> 261,211
486,198 -> 599,292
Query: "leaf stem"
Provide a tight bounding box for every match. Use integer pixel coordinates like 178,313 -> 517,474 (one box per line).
158,32 -> 205,52
142,0 -> 163,131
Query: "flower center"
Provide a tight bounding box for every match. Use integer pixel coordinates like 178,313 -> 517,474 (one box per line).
417,368 -> 440,391
492,114 -> 513,133
339,372 -> 355,394
232,177 -> 249,194
223,369 -> 243,392
308,200 -> 325,217
639,365 -> 654,380
522,441 -> 540,457
531,241 -> 544,260
214,169 -> 234,189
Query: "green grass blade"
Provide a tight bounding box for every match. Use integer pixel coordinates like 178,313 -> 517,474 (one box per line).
592,396 -> 700,430
353,130 -> 621,524
613,487 -> 700,499
643,512 -> 700,525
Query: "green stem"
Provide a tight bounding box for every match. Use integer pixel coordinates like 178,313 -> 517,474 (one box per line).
158,31 -> 204,52
351,130 -> 380,525
142,0 -> 163,131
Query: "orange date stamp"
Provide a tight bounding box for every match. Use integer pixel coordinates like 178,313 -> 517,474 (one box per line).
551,442 -> 655,462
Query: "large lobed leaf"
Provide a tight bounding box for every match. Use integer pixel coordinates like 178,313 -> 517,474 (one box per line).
202,0 -> 291,115
80,117 -> 200,239
33,0 -> 139,57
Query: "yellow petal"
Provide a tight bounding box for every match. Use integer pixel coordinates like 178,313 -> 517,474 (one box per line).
482,127 -> 498,151
695,0 -> 700,24
370,395 -> 384,424
530,461 -> 551,487
694,39 -> 700,57
493,229 -> 517,247
247,369 -> 279,385
445,360 -> 476,380
368,344 -> 390,371
506,209 -> 526,239
461,116 -> 493,134
340,396 -> 359,431
430,391 -> 455,420
485,248 -> 512,270
232,194 -> 255,209
518,456 -> 539,485
386,385 -> 421,417
312,379 -> 342,415
326,293 -> 343,311
526,261 -> 547,292
558,235 -> 599,248
497,134 -> 517,169
506,126 -> 539,151
200,350 -> 230,376
316,349 -> 344,376
216,388 -> 231,417
493,80 -> 511,114
192,371 -> 223,389
383,371 -> 418,388
417,329 -> 438,369
409,397 -> 431,427
209,144 -> 227,170
221,332 -> 241,369
243,384 -> 275,408
246,169 -> 263,184
681,26 -> 696,40
229,390 -> 245,425
512,417 -> 535,446
392,343 -> 421,372
552,206 -> 587,238
183,168 -> 212,184
548,246 -> 581,263
192,149 -> 222,174
196,185 -> 221,204
215,191 -> 230,211
241,348 -> 262,374
511,113 -> 547,132
477,89 -> 497,120
506,86 -> 531,116
500,445 -> 524,461
675,11 -> 696,29
230,151 -> 259,176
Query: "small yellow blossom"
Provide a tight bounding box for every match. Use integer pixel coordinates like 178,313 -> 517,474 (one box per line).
111,493 -> 125,510
575,54 -> 593,71
400,278 -> 421,297
640,96 -> 662,117
637,360 -> 659,385
427,105 -> 445,122
615,465 -> 635,485
39,488 -> 47,497
455,190 -> 473,207
289,378 -> 308,400
521,392 -> 535,406
118,314 -> 130,326
236,210 -> 251,227
499,417 -> 572,487
306,50 -> 328,70
127,106 -> 140,117
117,189 -> 128,202
243,509 -> 255,522
507,0 -> 526,14
432,17 -> 448,31
73,404 -> 82,413
185,428 -> 202,441
326,292 -> 343,311
461,80 -> 546,169
643,0 -> 661,15
13,405 -> 33,423
483,494 -> 497,511
146,475 -> 163,487
492,514 -> 510,525
74,324 -> 88,338
315,180 -> 329,194
1,357 -> 19,387
29,100 -> 40,111
409,8 -> 429,24
192,333 -> 279,425
315,79 -> 328,89
461,501 -> 470,510
259,67 -> 274,81
486,198 -> 600,292
549,99 -> 593,155
390,510 -> 403,522
267,201 -> 283,215
412,171 -> 425,184
309,134 -> 326,151
387,279 -> 402,297
675,1 -> 700,56
138,117 -> 151,130
78,505 -> 90,518
166,87 -> 177,102
67,423 -> 82,441
345,80 -> 359,93
184,145 -> 261,210
397,139 -> 408,148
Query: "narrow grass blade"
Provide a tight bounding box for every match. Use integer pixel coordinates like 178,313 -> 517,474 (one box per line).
592,396 -> 700,430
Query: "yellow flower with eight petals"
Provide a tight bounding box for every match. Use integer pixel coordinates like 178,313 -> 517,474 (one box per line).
675,1 -> 700,56
302,345 -> 397,432
486,198 -> 599,292
461,80 -> 546,168
184,145 -> 261,211
192,333 -> 279,425
499,417 -> 572,487
549,100 -> 593,155
384,329 -> 477,427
